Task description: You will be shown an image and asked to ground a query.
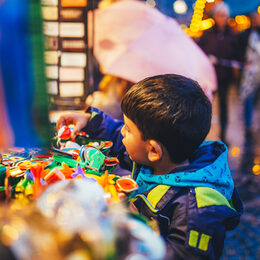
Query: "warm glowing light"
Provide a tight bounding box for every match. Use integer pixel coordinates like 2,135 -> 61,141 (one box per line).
200,18 -> 215,30
252,164 -> 260,175
146,0 -> 156,7
258,6 -> 260,14
206,0 -> 215,2
196,1 -> 205,9
193,13 -> 203,20
185,27 -> 203,38
190,24 -> 200,32
235,15 -> 248,25
234,15 -> 251,31
189,0 -> 207,32
231,147 -> 240,157
173,0 -> 188,14
194,10 -> 204,16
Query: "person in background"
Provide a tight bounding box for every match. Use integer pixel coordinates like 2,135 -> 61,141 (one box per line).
57,74 -> 243,259
86,75 -> 133,120
237,11 -> 260,139
198,2 -> 239,144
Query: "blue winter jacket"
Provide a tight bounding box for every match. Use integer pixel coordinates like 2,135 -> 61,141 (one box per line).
83,107 -> 243,259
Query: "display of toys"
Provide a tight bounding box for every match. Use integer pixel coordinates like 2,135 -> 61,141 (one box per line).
0,136 -> 138,203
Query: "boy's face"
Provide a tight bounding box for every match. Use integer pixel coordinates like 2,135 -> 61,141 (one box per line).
121,115 -> 149,164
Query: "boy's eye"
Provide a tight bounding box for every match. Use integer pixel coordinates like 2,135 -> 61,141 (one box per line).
123,125 -> 129,133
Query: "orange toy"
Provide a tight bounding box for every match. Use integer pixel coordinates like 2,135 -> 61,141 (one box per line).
116,177 -> 138,193
30,165 -> 43,199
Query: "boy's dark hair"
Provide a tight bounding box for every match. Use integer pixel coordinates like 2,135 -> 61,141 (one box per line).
121,74 -> 212,164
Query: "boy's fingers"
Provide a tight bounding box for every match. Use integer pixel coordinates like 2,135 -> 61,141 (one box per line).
56,112 -> 89,138
70,128 -> 79,139
56,115 -> 74,130
71,123 -> 83,139
56,116 -> 65,130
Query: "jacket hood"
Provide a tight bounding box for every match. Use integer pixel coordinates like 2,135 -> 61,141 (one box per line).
134,141 -> 234,200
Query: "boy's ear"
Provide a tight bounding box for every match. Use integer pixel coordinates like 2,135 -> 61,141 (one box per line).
147,140 -> 163,162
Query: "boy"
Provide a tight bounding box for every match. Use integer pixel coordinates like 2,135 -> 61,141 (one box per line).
57,74 -> 243,259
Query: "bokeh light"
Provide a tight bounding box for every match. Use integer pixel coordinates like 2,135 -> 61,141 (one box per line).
173,0 -> 188,14
231,147 -> 240,157
146,0 -> 156,8
252,165 -> 260,175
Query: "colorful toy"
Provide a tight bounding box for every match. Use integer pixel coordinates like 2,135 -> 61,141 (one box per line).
71,166 -> 88,179
15,177 -> 34,199
44,168 -> 66,185
57,125 -> 89,146
31,165 -> 43,199
58,125 -> 74,141
80,145 -> 105,170
116,177 -> 138,193
4,167 -> 11,200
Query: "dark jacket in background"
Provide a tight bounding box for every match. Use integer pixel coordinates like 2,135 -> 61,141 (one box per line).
198,25 -> 239,84
237,28 -> 251,63
198,25 -> 240,140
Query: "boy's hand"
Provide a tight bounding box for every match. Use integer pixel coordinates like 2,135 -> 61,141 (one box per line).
56,111 -> 91,139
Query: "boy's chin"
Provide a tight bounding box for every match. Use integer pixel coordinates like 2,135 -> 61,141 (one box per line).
129,154 -> 139,163
129,156 -> 149,167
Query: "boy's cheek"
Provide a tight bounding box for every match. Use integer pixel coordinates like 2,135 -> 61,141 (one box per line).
122,138 -> 129,150
122,138 -> 134,160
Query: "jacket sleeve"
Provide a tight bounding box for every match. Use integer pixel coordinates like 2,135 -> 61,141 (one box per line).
82,106 -> 124,155
82,107 -> 133,170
